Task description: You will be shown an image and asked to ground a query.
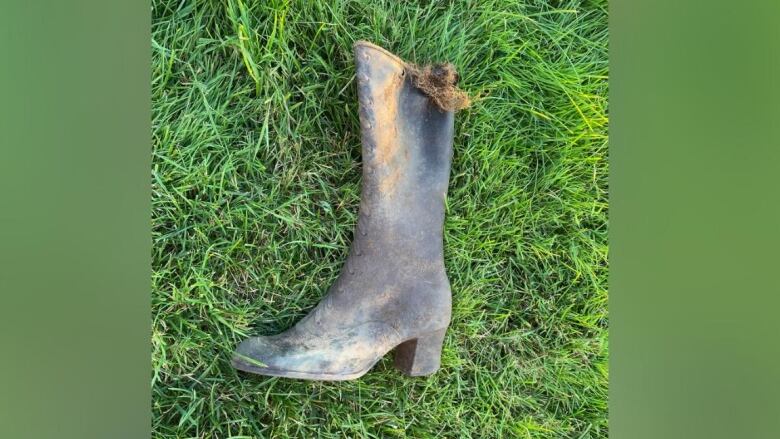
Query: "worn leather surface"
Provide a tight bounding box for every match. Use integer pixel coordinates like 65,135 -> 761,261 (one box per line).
232,41 -> 454,380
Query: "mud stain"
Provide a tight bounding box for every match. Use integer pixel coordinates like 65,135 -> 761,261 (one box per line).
380,167 -> 402,195
407,63 -> 471,111
369,71 -> 407,197
372,75 -> 400,166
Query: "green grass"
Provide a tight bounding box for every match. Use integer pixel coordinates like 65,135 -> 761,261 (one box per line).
152,0 -> 608,437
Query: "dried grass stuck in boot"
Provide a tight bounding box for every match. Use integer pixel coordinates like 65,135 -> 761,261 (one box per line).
406,63 -> 471,112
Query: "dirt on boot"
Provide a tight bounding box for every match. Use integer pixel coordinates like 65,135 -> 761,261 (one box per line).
406,63 -> 471,112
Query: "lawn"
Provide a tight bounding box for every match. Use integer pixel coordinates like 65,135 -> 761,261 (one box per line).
152,0 -> 608,437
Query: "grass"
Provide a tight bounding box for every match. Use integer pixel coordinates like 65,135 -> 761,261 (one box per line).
151,0 -> 608,437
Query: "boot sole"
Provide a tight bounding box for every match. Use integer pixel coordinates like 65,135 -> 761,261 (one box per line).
232,328 -> 447,381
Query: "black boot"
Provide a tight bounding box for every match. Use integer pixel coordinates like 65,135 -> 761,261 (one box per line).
232,41 -> 465,380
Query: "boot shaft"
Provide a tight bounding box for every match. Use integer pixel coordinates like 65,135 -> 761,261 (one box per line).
354,41 -> 454,262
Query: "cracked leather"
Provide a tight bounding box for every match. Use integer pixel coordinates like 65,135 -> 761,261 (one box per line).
232,41 -> 455,380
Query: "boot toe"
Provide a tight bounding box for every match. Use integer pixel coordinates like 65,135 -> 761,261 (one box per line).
232,336 -> 277,372
231,330 -> 381,380
232,334 -> 320,375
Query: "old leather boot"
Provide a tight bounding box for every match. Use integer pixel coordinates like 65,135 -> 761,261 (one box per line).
232,41 -> 467,380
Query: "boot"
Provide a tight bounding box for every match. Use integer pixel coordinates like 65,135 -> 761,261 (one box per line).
232,41 -> 467,380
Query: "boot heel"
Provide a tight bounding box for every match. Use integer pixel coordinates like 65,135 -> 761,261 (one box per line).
393,328 -> 447,377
